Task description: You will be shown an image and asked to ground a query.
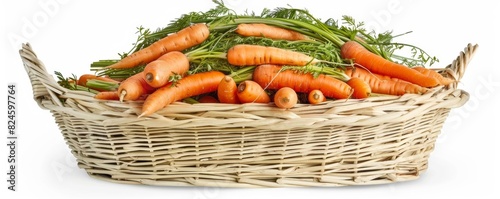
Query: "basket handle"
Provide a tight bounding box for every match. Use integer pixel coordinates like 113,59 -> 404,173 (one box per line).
19,43 -> 67,109
444,43 -> 479,89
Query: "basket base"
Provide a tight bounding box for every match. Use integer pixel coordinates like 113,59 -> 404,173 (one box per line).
84,169 -> 427,188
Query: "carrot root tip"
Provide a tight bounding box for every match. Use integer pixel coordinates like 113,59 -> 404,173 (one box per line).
119,90 -> 127,102
145,73 -> 154,82
237,83 -> 246,93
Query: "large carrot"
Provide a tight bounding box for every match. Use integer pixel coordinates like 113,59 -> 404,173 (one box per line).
143,51 -> 190,88
235,23 -> 308,41
253,64 -> 352,99
106,23 -> 210,69
117,72 -> 156,102
412,66 -> 455,86
140,71 -> 225,117
344,67 -> 428,95
217,76 -> 240,104
340,41 -> 439,88
227,44 -> 319,66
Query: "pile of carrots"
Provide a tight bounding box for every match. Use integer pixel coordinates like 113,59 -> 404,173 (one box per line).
65,9 -> 454,118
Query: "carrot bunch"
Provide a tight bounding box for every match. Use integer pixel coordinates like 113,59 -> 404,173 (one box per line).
60,4 -> 457,117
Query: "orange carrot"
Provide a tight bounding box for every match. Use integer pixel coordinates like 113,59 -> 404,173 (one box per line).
274,87 -> 298,109
412,66 -> 455,86
253,64 -> 352,99
344,67 -> 428,95
77,74 -> 120,92
143,51 -> 190,88
236,80 -> 271,103
217,76 -> 240,104
94,91 -> 119,100
235,23 -> 308,41
117,72 -> 156,102
347,77 -> 371,99
227,44 -> 319,66
77,74 -> 120,86
140,71 -> 225,117
340,41 -> 439,88
198,95 -> 219,103
308,89 -> 326,104
107,23 -> 210,69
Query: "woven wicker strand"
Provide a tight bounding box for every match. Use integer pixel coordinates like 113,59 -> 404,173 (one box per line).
19,43 -> 477,187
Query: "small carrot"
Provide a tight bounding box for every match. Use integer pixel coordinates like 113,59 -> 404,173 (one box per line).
106,23 -> 210,69
143,51 -> 190,88
227,44 -> 319,66
198,95 -> 219,103
347,77 -> 371,99
412,66 -> 455,86
274,87 -> 298,109
236,80 -> 271,104
94,91 -> 119,100
77,74 -> 120,91
140,71 -> 225,117
308,89 -> 326,104
117,72 -> 156,102
340,41 -> 439,88
77,74 -> 120,86
235,23 -> 308,41
217,76 -> 240,104
252,64 -> 352,99
344,67 -> 428,95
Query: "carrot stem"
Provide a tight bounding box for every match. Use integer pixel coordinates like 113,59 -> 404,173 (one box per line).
86,79 -> 119,91
229,66 -> 255,84
71,83 -> 100,94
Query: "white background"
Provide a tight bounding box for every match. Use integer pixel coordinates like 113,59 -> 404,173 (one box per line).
1,0 -> 499,198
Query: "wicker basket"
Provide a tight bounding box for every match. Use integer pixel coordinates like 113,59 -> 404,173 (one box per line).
19,43 -> 477,187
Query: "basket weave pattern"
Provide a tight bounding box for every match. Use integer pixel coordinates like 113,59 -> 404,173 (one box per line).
19,43 -> 477,187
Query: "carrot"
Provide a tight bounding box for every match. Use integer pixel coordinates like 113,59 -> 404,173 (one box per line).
106,23 -> 210,69
140,71 -> 225,117
344,67 -> 428,95
227,44 -> 319,66
143,51 -> 190,88
347,77 -> 371,99
77,74 -> 120,91
274,87 -> 298,109
252,64 -> 352,99
412,66 -> 455,86
117,72 -> 156,102
308,89 -> 326,104
340,41 -> 439,88
236,80 -> 271,103
235,23 -> 308,41
78,74 -> 120,92
77,74 -> 120,86
217,76 -> 240,104
94,91 -> 119,100
198,95 -> 219,103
